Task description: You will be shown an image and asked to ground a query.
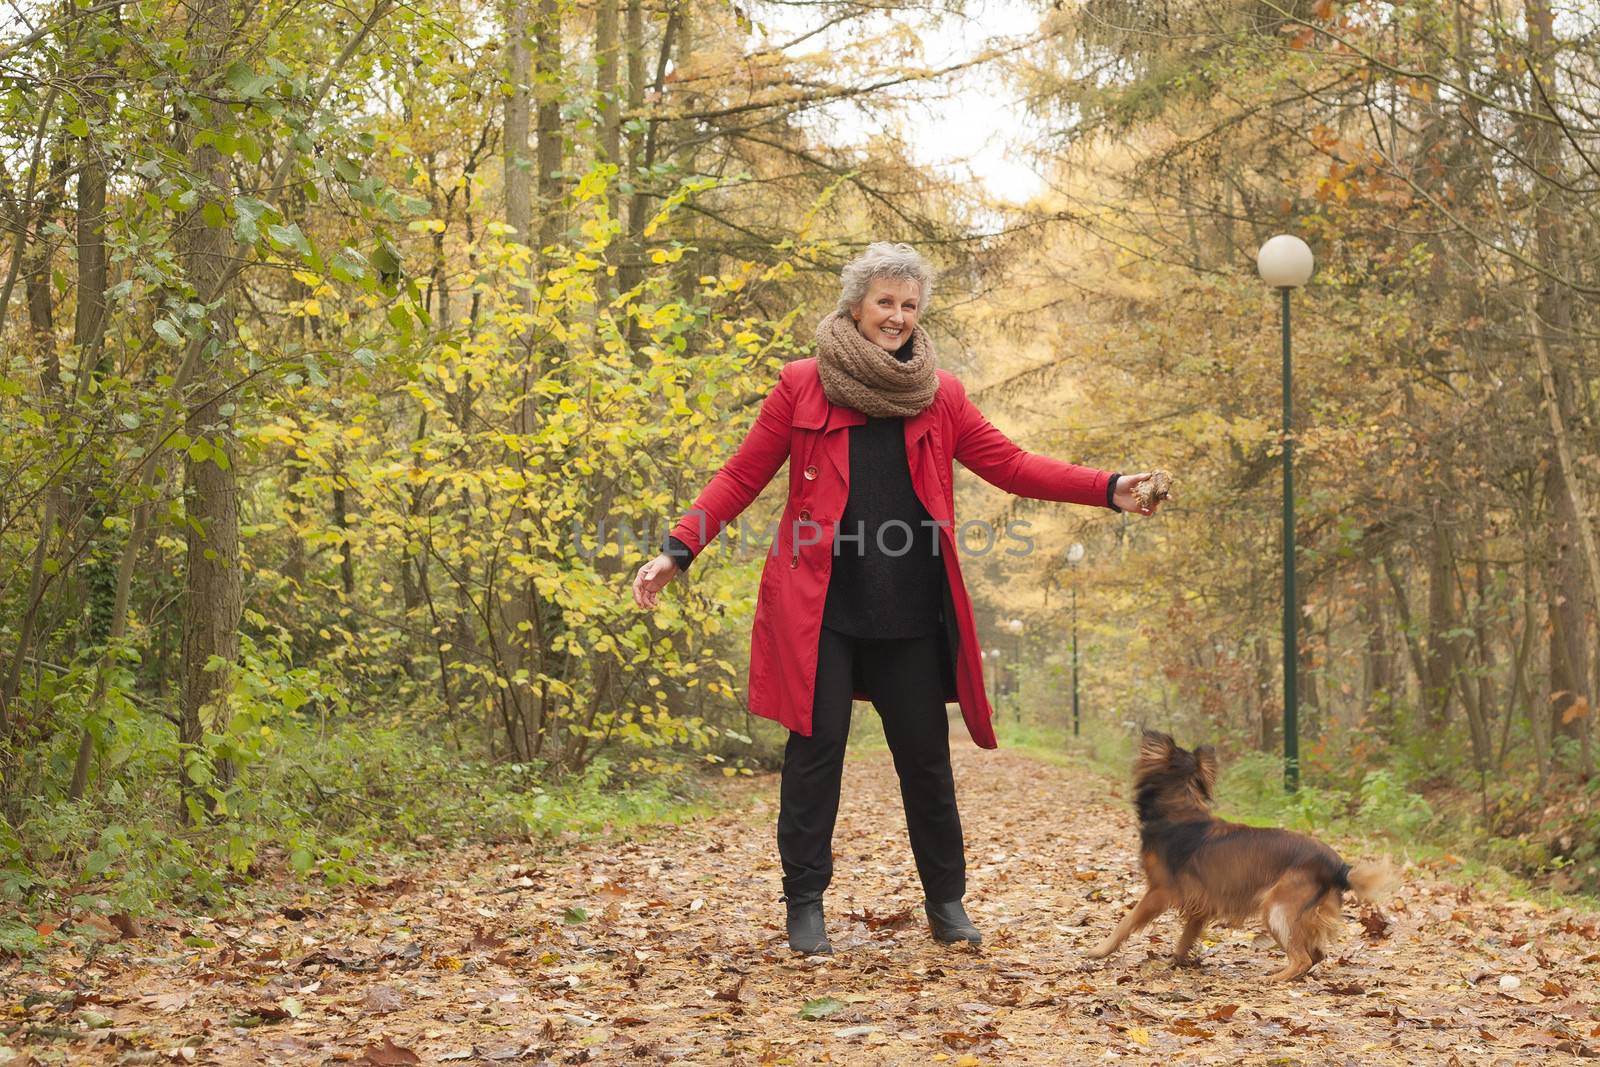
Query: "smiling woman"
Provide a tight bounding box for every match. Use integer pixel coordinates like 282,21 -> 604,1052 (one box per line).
854,276 -> 921,348
630,241 -> 1163,956
838,243 -> 931,349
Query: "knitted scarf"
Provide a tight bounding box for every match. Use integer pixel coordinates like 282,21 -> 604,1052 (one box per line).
814,310 -> 938,418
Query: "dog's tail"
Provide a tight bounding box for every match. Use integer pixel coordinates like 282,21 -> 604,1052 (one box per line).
1335,856 -> 1397,903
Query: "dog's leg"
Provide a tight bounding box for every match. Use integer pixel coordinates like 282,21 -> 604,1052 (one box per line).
1267,945 -> 1315,982
1086,889 -> 1168,959
1172,914 -> 1207,966
1262,876 -> 1328,982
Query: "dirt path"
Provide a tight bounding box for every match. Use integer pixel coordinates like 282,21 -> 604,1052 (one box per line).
10,746 -> 1600,1065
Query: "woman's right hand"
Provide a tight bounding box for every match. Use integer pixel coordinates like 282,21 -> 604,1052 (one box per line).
631,553 -> 680,609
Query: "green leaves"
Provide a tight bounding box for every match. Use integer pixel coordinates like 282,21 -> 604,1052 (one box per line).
370,240 -> 402,284
224,61 -> 277,101
233,195 -> 274,244
799,997 -> 845,1020
330,248 -> 370,285
268,222 -> 310,255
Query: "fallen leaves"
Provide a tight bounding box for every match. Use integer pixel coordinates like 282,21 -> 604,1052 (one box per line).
845,905 -> 915,931
798,996 -> 844,1021
359,1036 -> 421,1065
1168,1018 -> 1214,1038
463,925 -> 506,952
1358,904 -> 1393,939
19,748 -> 1600,1065
362,985 -> 405,1014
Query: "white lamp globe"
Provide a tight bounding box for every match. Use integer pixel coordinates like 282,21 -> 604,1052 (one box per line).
1256,235 -> 1314,288
1007,618 -> 1023,634
1067,542 -> 1086,564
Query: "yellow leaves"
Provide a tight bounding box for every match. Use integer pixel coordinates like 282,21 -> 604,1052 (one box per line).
572,164 -> 617,205
289,270 -> 336,299
253,420 -> 301,447
635,303 -> 682,331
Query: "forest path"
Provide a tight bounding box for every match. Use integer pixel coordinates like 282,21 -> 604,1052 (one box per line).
14,745 -> 1600,1065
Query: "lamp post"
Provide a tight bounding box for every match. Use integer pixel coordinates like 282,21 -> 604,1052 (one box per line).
1006,618 -> 1023,719
1256,234 -> 1314,793
1066,543 -> 1085,737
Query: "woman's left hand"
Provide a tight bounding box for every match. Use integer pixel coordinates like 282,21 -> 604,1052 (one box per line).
1112,472 -> 1163,516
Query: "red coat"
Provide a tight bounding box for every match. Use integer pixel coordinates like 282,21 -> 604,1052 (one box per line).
669,358 -> 1114,748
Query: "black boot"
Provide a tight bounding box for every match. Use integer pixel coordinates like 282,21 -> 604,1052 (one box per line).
926,898 -> 982,945
786,900 -> 832,955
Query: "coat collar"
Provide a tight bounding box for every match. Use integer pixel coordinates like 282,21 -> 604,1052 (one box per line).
785,366 -> 943,494
791,379 -> 940,443
791,385 -> 864,431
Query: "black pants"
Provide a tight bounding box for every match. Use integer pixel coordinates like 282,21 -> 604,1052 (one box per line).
777,625 -> 966,905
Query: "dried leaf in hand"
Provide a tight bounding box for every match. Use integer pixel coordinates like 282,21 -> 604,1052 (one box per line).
1135,469 -> 1173,510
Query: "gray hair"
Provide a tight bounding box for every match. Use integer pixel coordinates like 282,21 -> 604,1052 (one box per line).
835,242 -> 935,315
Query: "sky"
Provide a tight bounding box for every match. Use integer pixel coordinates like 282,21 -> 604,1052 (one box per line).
752,0 -> 1053,207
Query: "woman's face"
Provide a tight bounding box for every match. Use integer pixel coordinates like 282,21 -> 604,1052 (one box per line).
851,276 -> 922,352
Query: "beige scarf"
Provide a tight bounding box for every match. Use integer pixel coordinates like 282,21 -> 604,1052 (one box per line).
813,310 -> 938,418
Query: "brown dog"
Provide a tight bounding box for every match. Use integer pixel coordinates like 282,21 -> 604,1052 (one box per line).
1087,731 -> 1395,981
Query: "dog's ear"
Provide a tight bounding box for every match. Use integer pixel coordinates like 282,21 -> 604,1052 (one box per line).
1138,730 -> 1176,768
1194,744 -> 1219,798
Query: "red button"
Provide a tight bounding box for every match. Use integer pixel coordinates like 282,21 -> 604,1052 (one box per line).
803,465 -> 818,480
790,556 -> 799,569
799,508 -> 811,521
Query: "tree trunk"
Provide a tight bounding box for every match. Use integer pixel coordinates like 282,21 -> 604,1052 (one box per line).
1,142 -> 71,726
616,0 -> 648,327
595,0 -> 621,225
534,0 -> 563,255
504,0 -> 532,251
176,0 -> 243,819
1523,0 -> 1596,767
332,478 -> 356,599
1422,510 -> 1456,727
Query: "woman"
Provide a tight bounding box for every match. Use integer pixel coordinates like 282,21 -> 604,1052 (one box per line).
632,243 -> 1161,955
